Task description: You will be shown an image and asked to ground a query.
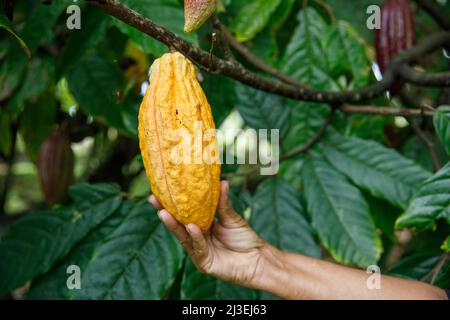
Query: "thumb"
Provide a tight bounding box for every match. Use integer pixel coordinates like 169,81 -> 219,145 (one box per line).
217,181 -> 246,228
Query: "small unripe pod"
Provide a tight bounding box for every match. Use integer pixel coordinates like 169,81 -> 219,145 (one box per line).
184,0 -> 216,34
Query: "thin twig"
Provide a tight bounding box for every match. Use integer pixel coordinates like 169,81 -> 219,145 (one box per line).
413,0 -> 450,30
408,119 -> 442,171
421,252 -> 449,283
0,124 -> 17,216
280,108 -> 336,161
397,64 -> 450,87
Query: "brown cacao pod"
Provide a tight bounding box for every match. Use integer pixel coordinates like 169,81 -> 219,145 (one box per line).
138,52 -> 221,232
184,0 -> 216,33
37,127 -> 74,206
375,0 -> 414,95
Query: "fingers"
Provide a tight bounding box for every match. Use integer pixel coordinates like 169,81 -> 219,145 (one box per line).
148,194 -> 163,211
186,223 -> 211,272
217,181 -> 247,228
157,210 -> 192,252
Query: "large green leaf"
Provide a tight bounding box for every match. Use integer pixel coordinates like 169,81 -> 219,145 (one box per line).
112,0 -> 197,56
250,178 -> 320,258
180,260 -> 257,299
68,201 -> 184,299
323,135 -> 431,209
27,201 -> 135,299
235,83 -> 290,137
66,51 -> 136,137
434,106 -> 450,155
324,21 -> 371,88
231,0 -> 282,42
396,162 -> 450,230
0,184 -> 122,295
301,155 -> 382,267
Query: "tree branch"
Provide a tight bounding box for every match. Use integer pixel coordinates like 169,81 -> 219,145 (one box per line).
87,0 -> 450,104
398,64 -> 450,87
340,105 -> 435,117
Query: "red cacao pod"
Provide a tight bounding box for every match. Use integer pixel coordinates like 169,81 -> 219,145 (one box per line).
375,0 -> 414,95
37,128 -> 74,206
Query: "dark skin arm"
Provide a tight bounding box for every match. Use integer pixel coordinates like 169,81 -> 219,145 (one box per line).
149,181 -> 448,300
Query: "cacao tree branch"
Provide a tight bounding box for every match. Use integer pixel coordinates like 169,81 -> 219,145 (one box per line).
87,0 -> 450,104
340,105 -> 435,117
413,0 -> 450,30
397,64 -> 450,87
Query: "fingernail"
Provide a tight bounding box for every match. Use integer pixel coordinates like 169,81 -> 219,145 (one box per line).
147,195 -> 153,203
157,210 -> 165,221
186,223 -> 194,233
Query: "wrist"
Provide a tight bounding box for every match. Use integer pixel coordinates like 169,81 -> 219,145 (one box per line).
251,243 -> 288,294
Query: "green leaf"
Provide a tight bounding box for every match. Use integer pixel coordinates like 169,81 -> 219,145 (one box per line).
235,83 -> 290,136
396,162 -> 450,230
69,201 -> 184,299
0,12 -> 30,58
386,254 -> 440,280
434,106 -> 450,155
19,94 -> 56,160
324,0 -> 383,42
280,8 -> 335,87
324,21 -> 371,88
280,8 -> 337,151
250,178 -> 321,258
181,260 -> 257,299
57,7 -> 110,78
27,201 -> 135,299
442,237 -> 450,252
268,0 -> 295,31
66,51 -> 136,137
113,0 -> 197,56
364,192 -> 402,242
301,154 -> 382,267
231,0 -> 282,42
9,54 -> 55,115
323,135 -> 431,209
0,183 -> 122,295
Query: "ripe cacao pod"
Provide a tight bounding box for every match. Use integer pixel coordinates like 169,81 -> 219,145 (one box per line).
37,127 -> 74,206
375,0 -> 414,95
138,52 -> 221,232
184,0 -> 216,34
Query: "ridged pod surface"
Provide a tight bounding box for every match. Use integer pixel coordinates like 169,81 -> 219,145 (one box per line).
37,128 -> 74,206
375,0 -> 414,94
184,0 -> 216,33
138,52 -> 221,232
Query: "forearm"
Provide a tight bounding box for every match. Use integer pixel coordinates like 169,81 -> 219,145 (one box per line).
253,245 -> 447,300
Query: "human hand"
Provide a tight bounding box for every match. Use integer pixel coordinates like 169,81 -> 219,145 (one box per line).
148,181 -> 277,287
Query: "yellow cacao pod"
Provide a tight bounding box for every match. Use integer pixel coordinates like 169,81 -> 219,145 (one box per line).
138,52 -> 221,232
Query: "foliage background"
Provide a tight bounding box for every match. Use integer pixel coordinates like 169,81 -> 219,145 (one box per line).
0,0 -> 449,299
